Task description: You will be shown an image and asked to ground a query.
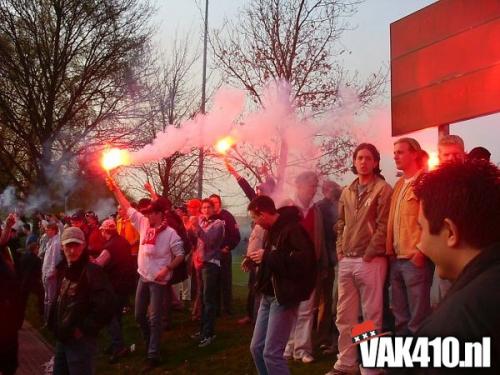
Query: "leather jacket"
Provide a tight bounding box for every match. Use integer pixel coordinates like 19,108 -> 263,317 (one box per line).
49,253 -> 116,342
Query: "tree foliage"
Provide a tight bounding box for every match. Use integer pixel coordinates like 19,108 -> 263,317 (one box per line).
0,0 -> 152,196
121,36 -> 201,205
211,0 -> 386,182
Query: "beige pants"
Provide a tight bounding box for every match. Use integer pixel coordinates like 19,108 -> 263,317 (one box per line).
334,257 -> 387,375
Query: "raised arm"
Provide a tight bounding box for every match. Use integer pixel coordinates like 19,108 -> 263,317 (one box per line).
144,181 -> 159,201
106,176 -> 131,211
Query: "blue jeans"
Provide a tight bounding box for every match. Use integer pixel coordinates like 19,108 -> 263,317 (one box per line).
107,294 -> 128,352
250,295 -> 298,375
390,258 -> 433,335
53,336 -> 97,375
135,279 -> 165,359
201,262 -> 220,339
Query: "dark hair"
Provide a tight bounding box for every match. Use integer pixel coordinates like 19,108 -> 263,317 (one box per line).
23,223 -> 31,231
209,194 -> 221,205
468,146 -> 491,162
137,198 -> 151,210
414,159 -> 500,249
247,195 -> 277,215
201,198 -> 214,207
351,143 -> 382,175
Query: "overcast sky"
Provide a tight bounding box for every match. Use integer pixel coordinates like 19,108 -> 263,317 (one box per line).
150,0 -> 499,213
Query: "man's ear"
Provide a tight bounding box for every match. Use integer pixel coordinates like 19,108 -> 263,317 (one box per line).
443,218 -> 460,248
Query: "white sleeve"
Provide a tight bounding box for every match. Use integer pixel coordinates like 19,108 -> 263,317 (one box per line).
170,232 -> 184,257
127,207 -> 146,232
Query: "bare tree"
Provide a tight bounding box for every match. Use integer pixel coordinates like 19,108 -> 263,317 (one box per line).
0,0 -> 153,196
211,0 -> 386,182
122,35 -> 201,205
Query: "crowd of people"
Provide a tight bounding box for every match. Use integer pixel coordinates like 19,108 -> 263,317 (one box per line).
0,134 -> 499,375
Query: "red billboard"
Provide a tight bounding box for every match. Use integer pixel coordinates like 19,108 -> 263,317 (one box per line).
391,0 -> 500,136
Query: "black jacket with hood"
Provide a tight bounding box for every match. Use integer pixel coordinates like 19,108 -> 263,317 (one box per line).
255,206 -> 317,307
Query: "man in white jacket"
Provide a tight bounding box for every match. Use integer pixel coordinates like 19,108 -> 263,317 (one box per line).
107,177 -> 184,372
41,223 -> 62,323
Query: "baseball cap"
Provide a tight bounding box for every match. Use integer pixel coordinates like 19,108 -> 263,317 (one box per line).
61,227 -> 85,245
99,219 -> 117,231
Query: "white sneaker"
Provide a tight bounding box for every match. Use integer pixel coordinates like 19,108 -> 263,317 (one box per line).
301,353 -> 315,363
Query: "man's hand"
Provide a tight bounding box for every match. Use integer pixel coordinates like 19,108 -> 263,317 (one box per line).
155,267 -> 169,282
224,158 -> 236,174
248,248 -> 265,264
241,256 -> 254,272
105,176 -> 118,192
221,246 -> 230,254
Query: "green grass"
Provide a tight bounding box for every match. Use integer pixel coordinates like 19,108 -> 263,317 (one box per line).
26,257 -> 335,374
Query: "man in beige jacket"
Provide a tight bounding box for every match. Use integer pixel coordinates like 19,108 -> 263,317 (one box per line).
386,138 -> 433,336
327,143 -> 392,375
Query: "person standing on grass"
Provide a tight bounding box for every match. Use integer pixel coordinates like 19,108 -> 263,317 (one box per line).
209,194 -> 241,316
106,177 -> 184,372
41,222 -> 62,323
49,227 -> 116,375
190,198 -> 225,347
327,143 -> 392,375
386,138 -> 433,336
247,195 -> 316,375
92,219 -> 135,364
223,158 -> 275,325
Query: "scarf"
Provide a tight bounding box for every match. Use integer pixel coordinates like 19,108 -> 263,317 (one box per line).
142,217 -> 169,245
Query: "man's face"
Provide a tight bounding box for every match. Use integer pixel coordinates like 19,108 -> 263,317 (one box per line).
46,227 -> 57,238
201,202 -> 214,218
296,178 -> 318,204
144,211 -> 162,226
209,197 -> 221,213
416,202 -> 452,280
438,144 -> 465,164
63,242 -> 85,264
249,210 -> 271,230
355,149 -> 377,177
187,206 -> 200,217
100,229 -> 111,241
394,142 -> 417,171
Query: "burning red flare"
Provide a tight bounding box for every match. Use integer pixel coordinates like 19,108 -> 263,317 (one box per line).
215,136 -> 236,155
101,148 -> 130,172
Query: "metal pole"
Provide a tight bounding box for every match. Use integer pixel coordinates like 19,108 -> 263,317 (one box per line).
438,124 -> 450,139
197,0 -> 209,198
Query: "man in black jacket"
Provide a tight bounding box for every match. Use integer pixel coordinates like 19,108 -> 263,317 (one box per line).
92,219 -> 134,363
50,227 -> 116,375
247,196 -> 316,375
411,159 -> 500,374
